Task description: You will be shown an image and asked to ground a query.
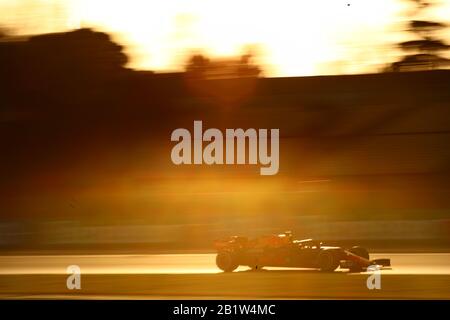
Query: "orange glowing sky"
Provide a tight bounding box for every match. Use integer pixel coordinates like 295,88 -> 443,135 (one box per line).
0,0 -> 449,76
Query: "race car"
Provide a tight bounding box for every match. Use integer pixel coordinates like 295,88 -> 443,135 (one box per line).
214,231 -> 391,272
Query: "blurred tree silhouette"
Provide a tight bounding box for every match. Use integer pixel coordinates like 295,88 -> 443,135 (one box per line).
388,0 -> 449,71
186,54 -> 210,74
26,28 -> 128,80
185,52 -> 261,79
0,28 -> 131,114
184,52 -> 261,108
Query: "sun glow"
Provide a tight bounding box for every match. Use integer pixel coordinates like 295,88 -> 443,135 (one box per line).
2,0 -> 446,76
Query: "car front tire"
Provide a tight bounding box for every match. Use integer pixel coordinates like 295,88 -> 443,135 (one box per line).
216,251 -> 239,272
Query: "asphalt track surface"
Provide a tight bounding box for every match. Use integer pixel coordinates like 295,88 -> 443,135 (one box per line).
0,253 -> 449,299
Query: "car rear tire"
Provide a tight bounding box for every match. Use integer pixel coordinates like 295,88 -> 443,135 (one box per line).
216,251 -> 239,272
318,251 -> 339,272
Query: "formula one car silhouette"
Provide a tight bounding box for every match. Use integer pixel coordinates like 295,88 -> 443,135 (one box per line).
214,232 -> 391,272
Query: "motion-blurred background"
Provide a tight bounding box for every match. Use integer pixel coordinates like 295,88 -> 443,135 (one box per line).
0,0 -> 449,253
